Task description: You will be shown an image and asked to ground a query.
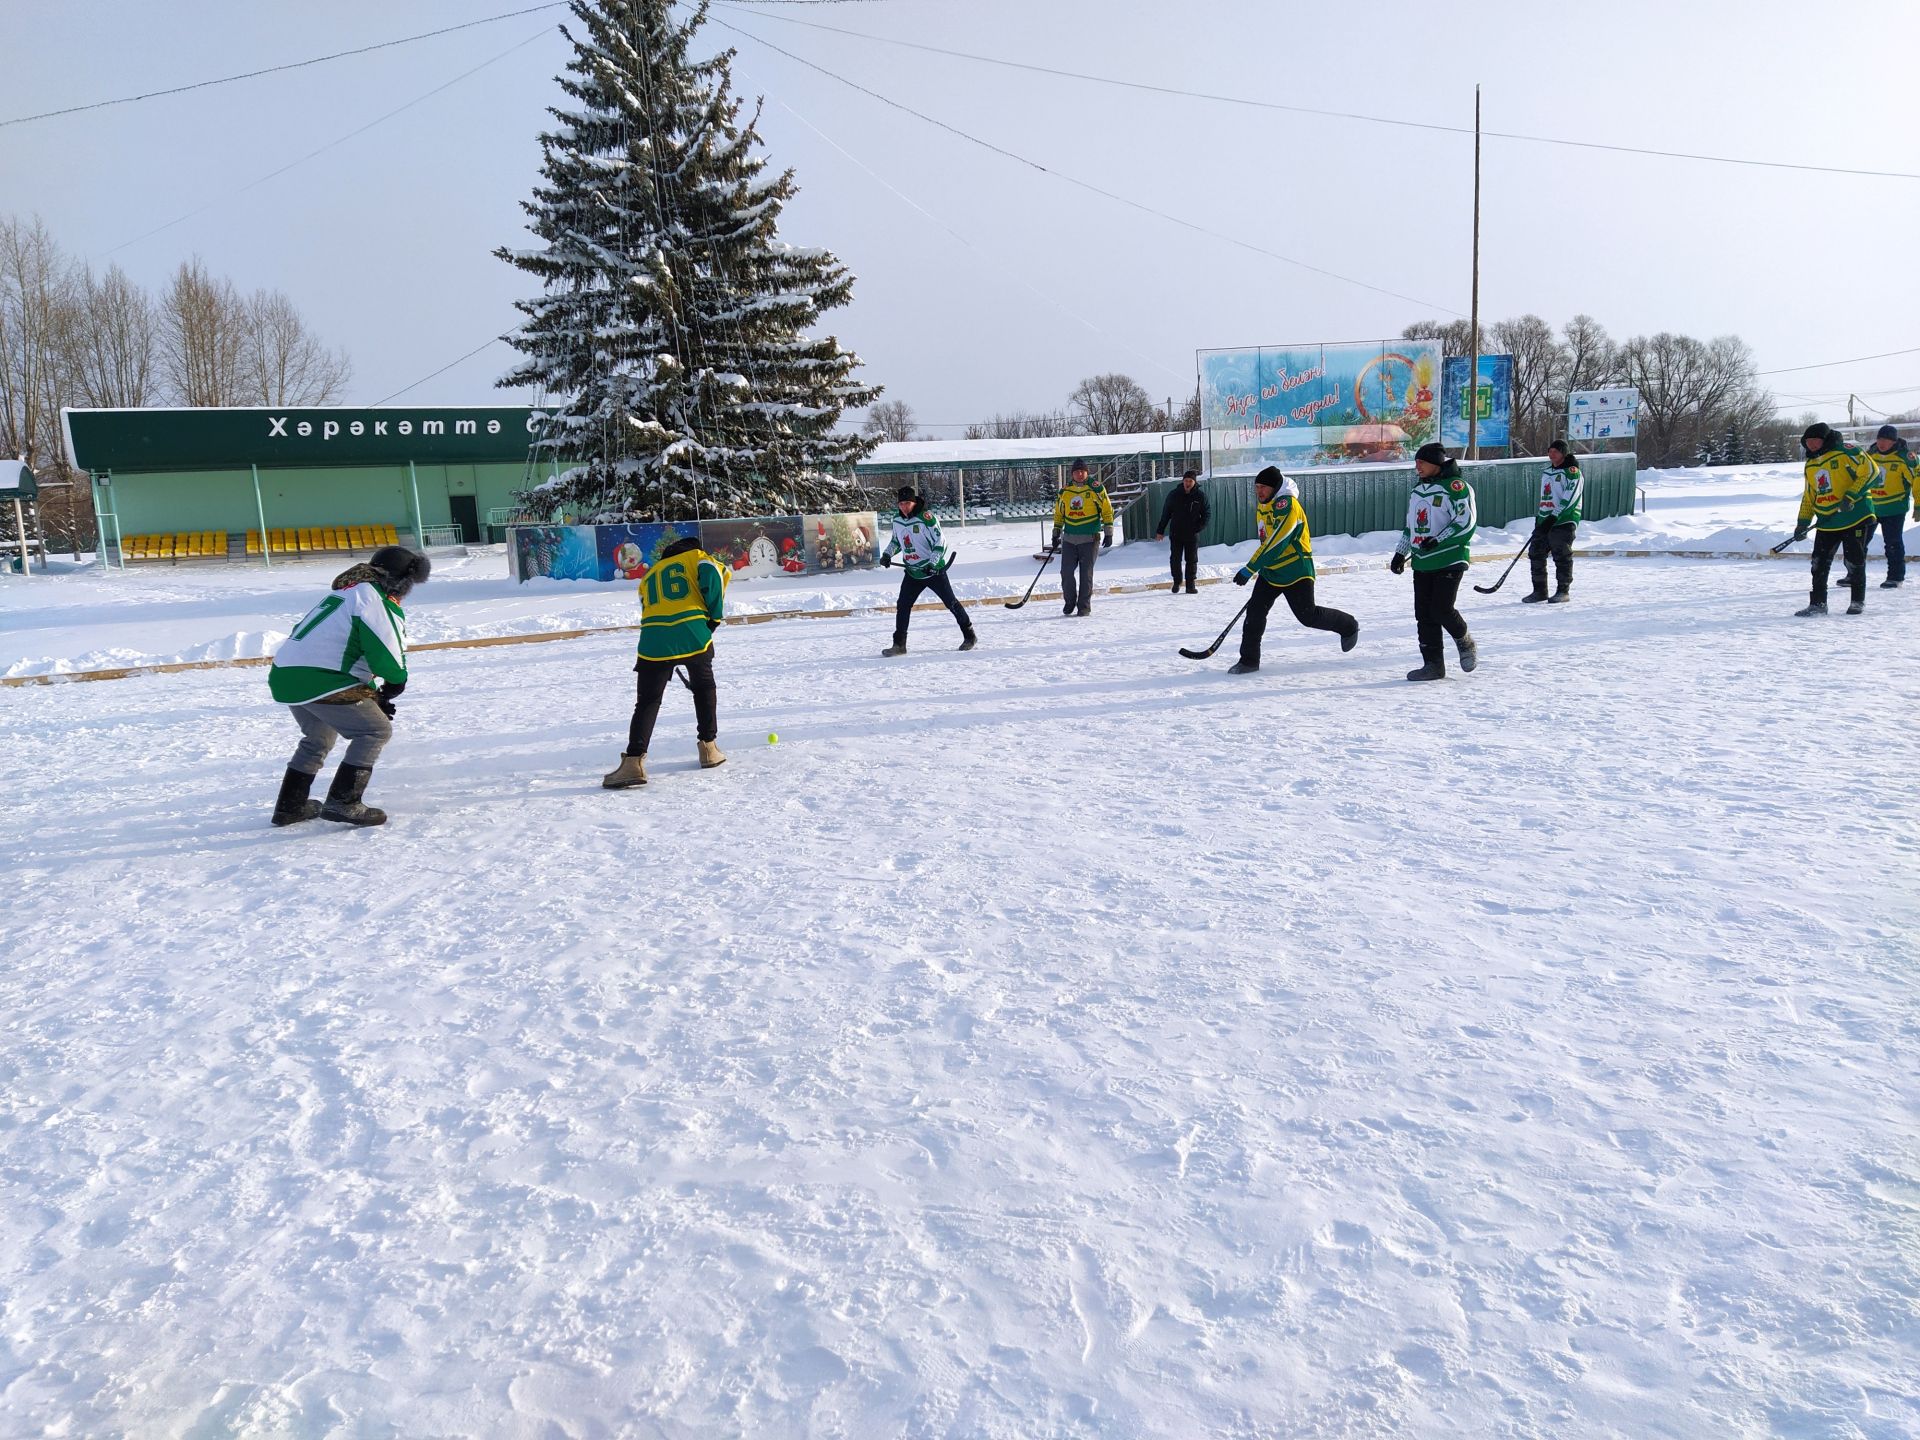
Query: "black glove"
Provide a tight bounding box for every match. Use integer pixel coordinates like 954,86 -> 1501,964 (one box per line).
1102,529 -> 1113,551
1416,537 -> 1438,552
374,688 -> 399,719
1390,553 -> 1407,575
1535,515 -> 1553,531
1792,523 -> 1809,542
881,552 -> 893,568
1050,531 -> 1061,551
1234,568 -> 1252,586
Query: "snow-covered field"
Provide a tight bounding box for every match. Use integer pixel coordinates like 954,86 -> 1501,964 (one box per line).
3,465 -> 1919,1436
4,462 -> 1897,681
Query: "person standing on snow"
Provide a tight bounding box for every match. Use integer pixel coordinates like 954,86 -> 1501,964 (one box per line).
1390,442 -> 1478,682
1866,423 -> 1915,589
880,486 -> 976,656
1793,422 -> 1877,616
267,545 -> 430,827
602,535 -> 729,789
1524,439 -> 1583,604
1051,458 -> 1114,616
1153,467 -> 1211,594
1227,465 -> 1358,674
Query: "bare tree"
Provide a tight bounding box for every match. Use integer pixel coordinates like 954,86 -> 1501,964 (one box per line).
71,264 -> 156,409
1619,332 -> 1771,466
1162,393 -> 1202,433
0,215 -> 77,471
861,398 -> 919,443
1487,314 -> 1565,453
1401,318 -> 1475,357
1068,372 -> 1160,435
963,410 -> 1074,440
157,257 -> 247,406
1559,314 -> 1619,398
236,289 -> 350,405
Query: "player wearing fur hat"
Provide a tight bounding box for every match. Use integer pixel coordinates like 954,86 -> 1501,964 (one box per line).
1227,466 -> 1357,673
267,544 -> 430,827
879,486 -> 975,656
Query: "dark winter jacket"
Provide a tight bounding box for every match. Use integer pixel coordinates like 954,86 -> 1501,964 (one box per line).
1156,484 -> 1212,537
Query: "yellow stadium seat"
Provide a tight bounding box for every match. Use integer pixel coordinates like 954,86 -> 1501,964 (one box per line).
246,532 -> 259,554
329,528 -> 346,549
380,524 -> 395,544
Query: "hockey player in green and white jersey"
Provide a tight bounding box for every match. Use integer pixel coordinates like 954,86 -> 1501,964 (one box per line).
1524,439 -> 1583,604
880,486 -> 976,656
1390,442 -> 1478,682
267,545 -> 430,827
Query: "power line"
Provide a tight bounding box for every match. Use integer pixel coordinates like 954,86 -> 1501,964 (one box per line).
373,335 -> 510,406
1758,345 -> 1920,375
708,13 -> 1465,316
766,95 -> 1190,386
104,26 -> 558,256
0,3 -> 570,129
711,3 -> 1920,183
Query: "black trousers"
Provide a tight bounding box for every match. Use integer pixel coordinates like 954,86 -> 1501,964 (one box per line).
895,567 -> 972,641
1873,512 -> 1906,582
1810,525 -> 1868,605
1167,530 -> 1200,589
627,648 -> 717,755
1240,578 -> 1354,664
1412,564 -> 1470,665
1529,521 -> 1575,592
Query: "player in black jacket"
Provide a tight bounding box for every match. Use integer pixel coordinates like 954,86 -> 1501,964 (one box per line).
1153,469 -> 1211,593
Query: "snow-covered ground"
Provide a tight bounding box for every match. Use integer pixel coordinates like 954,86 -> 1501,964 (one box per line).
6,463 -> 1903,681
3,482 -> 1917,1434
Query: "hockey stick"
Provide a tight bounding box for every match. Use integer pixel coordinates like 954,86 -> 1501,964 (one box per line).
1179,597 -> 1253,660
1003,550 -> 1056,609
1769,535 -> 1801,554
1473,535 -> 1537,594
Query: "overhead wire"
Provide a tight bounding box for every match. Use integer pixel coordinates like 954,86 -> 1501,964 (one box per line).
103,24 -> 560,256
710,2 -> 1920,183
0,3 -> 572,129
705,12 -> 1466,316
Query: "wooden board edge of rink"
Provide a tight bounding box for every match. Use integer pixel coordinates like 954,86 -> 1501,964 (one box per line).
0,551 -> 1796,688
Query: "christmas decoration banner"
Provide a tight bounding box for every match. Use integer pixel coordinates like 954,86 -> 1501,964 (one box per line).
1198,340 -> 1442,473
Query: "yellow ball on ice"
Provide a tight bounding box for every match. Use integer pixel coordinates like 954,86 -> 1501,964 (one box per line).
767,732 -> 779,745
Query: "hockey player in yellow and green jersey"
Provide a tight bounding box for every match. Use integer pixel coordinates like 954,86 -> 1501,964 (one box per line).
1867,423 -> 1915,588
1793,422 -> 1877,616
1226,466 -> 1357,674
603,535 -> 729,788
1390,442 -> 1478,681
1051,458 -> 1115,616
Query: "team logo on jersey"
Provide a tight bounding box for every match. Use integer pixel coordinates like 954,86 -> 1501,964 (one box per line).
1450,480 -> 1466,493
1815,472 -> 1832,495
1416,507 -> 1429,527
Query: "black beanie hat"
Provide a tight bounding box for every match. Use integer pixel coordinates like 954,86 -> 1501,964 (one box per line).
1254,465 -> 1284,490
1070,458 -> 1089,472
1182,467 -> 1199,480
661,534 -> 702,559
1878,424 -> 1900,441
896,485 -> 917,502
369,545 -> 430,595
1802,422 -> 1832,447
1548,438 -> 1570,456
1414,442 -> 1450,467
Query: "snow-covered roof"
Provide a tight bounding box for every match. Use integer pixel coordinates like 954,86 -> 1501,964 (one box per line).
0,460 -> 33,494
859,432 -> 1201,470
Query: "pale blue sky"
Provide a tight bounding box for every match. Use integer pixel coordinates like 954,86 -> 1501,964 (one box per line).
6,0 -> 1917,428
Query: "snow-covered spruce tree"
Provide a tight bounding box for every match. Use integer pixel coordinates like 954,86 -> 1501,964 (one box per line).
496,0 -> 879,521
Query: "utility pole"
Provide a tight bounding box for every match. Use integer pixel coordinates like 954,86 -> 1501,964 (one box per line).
1467,83 -> 1482,462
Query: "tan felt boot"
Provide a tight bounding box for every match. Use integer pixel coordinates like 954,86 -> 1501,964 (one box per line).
602,753 -> 647,789
698,740 -> 727,770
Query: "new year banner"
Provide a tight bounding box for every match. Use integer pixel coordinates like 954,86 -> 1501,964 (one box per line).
1199,339 -> 1441,473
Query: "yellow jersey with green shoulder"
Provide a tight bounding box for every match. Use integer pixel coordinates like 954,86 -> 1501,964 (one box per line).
1868,439 -> 1917,516
1800,443 -> 1877,531
1243,479 -> 1314,587
1053,480 -> 1114,537
638,543 -> 728,661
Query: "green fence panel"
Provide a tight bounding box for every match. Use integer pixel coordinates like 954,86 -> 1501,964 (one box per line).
1121,475 -> 1259,546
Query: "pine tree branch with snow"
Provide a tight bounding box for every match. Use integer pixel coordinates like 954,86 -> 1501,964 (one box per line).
496,0 -> 880,521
